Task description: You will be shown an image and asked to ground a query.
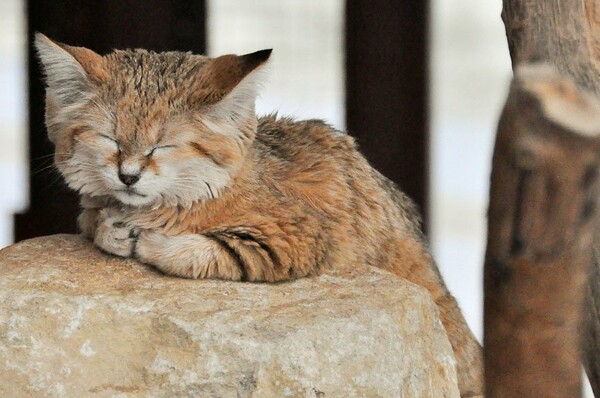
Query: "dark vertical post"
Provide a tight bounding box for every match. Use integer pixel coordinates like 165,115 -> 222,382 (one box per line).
345,1 -> 429,228
15,0 -> 206,241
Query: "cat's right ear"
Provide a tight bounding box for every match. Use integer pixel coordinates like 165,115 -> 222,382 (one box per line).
34,33 -> 107,106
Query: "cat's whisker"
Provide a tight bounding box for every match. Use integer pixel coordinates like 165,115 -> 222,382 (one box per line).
32,164 -> 60,175
31,153 -> 71,162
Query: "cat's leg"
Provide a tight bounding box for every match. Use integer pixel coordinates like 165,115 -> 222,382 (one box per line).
387,236 -> 484,397
93,208 -> 138,258
78,208 -> 99,239
134,231 -> 244,280
78,195 -> 114,239
134,228 -> 300,282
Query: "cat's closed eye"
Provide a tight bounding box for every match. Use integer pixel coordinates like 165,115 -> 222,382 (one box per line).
99,134 -> 120,150
146,145 -> 176,157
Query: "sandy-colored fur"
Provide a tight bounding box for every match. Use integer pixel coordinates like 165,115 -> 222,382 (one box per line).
35,33 -> 483,396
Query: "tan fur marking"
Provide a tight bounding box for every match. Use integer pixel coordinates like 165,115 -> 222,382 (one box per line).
106,152 -> 118,166
189,142 -> 212,159
144,157 -> 160,174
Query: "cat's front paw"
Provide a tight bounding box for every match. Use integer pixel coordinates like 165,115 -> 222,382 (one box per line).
93,208 -> 138,258
135,231 -> 217,279
134,230 -> 163,263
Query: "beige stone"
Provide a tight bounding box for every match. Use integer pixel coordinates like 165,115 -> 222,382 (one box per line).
0,234 -> 459,397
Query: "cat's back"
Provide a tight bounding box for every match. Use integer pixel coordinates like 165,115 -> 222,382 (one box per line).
253,114 -> 420,232
250,114 -> 369,217
251,115 -> 413,228
254,114 -> 356,166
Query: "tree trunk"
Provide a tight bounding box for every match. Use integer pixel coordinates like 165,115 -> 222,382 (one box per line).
484,64 -> 600,397
501,1 -> 600,395
586,248 -> 600,395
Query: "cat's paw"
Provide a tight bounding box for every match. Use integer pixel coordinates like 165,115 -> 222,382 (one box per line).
93,208 -> 138,258
134,230 -> 163,262
135,231 -> 216,279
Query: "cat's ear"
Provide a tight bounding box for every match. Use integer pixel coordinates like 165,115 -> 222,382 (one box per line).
34,33 -> 107,105
193,49 -> 272,117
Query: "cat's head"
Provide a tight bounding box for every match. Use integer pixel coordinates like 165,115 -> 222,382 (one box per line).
35,33 -> 271,208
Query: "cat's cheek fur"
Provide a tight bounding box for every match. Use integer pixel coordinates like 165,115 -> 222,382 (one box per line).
58,141 -> 119,198
135,231 -> 243,280
138,157 -> 232,207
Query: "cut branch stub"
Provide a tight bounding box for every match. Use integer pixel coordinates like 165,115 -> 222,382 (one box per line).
484,63 -> 600,398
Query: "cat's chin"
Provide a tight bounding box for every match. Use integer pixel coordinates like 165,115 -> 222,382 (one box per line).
113,190 -> 155,207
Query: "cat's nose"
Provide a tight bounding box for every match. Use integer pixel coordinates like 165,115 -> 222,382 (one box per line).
118,172 -> 140,186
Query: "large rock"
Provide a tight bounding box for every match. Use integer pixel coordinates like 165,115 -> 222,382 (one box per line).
0,235 -> 459,397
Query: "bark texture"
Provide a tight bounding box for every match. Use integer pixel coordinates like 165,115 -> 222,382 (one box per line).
501,2 -> 600,395
587,248 -> 600,395
502,0 -> 600,94
484,64 -> 600,397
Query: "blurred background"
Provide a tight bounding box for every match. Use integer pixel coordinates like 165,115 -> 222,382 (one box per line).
0,0 -> 507,340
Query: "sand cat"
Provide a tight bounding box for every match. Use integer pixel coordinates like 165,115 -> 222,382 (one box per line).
35,33 -> 483,396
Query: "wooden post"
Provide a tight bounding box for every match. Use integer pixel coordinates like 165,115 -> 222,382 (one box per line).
501,1 -> 600,394
484,64 -> 600,397
345,0 -> 429,227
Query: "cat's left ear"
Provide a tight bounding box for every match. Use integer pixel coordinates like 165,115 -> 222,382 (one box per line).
34,33 -> 107,106
193,49 -> 272,116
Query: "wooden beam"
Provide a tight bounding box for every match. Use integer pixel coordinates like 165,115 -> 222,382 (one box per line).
484,64 -> 600,397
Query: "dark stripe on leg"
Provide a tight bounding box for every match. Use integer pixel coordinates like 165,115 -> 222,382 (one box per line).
226,231 -> 281,270
205,234 -> 248,281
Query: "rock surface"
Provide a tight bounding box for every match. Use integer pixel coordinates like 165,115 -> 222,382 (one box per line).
0,234 -> 459,397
